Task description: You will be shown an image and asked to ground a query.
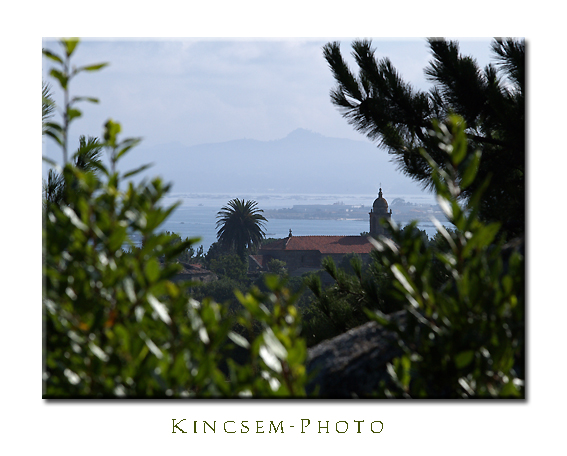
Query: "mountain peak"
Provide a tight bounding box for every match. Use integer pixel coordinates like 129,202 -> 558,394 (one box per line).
284,128 -> 323,140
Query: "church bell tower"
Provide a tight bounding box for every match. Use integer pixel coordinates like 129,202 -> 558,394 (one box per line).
369,188 -> 392,236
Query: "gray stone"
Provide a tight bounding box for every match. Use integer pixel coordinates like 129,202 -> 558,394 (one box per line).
305,314 -> 404,398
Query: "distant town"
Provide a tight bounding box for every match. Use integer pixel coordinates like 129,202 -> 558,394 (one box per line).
262,198 -> 449,225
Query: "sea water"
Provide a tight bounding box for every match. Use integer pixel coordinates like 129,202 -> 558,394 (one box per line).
150,192 -> 448,253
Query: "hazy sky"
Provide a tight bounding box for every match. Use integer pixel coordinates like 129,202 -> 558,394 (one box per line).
42,37 -> 495,159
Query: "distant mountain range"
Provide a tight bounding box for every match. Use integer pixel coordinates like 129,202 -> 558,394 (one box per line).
114,128 -> 425,195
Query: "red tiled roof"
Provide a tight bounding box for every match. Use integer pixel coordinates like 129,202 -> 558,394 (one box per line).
259,236 -> 374,255
249,254 -> 269,268
178,262 -> 213,274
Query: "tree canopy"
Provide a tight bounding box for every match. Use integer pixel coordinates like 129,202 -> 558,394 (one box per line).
323,38 -> 525,238
216,198 -> 268,259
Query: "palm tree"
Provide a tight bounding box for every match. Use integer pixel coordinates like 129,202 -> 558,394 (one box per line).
42,135 -> 104,208
42,81 -> 55,135
216,199 -> 267,259
43,79 -> 103,208
73,135 -> 103,173
42,169 -> 66,210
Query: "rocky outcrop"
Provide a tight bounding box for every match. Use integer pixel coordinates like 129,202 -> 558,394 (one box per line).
305,314 -> 404,398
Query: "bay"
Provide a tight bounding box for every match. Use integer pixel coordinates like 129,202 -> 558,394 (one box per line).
150,192 -> 449,253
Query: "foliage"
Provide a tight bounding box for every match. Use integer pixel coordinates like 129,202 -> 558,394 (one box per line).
42,136 -> 104,209
367,115 -> 524,398
302,254 -> 402,347
323,38 -> 525,238
163,231 -> 201,263
216,198 -> 268,259
229,276 -> 309,396
43,38 -> 307,398
191,254 -> 251,330
42,169 -> 65,210
428,226 -> 459,287
267,258 -> 288,276
253,274 -> 313,315
191,277 -> 247,310
203,240 -> 224,265
42,53 -> 105,209
261,237 -> 280,247
71,135 -> 104,173
42,80 -> 55,134
337,252 -> 367,274
42,38 -> 108,164
399,224 -> 429,246
208,253 -> 249,282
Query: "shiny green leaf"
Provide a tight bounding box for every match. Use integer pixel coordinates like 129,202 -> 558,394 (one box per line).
62,37 -> 80,57
144,258 -> 160,282
49,68 -> 68,90
147,294 -> 171,325
460,150 -> 482,189
262,327 -> 287,360
42,49 -> 63,63
71,96 -> 100,104
455,350 -> 475,369
228,331 -> 250,349
79,62 -> 109,72
123,163 -> 153,179
103,119 -> 121,146
67,108 -> 82,121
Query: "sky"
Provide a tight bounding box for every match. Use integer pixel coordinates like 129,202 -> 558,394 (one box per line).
42,37 -> 495,161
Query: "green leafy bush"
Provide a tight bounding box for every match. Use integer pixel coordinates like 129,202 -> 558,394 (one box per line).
368,115 -> 525,398
42,38 -> 307,398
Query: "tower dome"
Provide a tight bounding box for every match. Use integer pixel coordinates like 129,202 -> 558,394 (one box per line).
372,188 -> 389,212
